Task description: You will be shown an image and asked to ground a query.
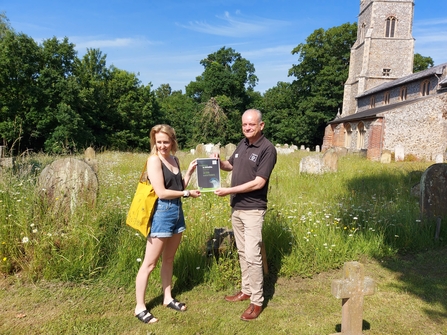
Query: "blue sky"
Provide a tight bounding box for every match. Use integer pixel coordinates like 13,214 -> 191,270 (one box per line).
1,0 -> 446,93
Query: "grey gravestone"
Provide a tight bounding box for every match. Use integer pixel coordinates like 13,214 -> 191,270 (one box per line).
84,147 -> 98,173
322,149 -> 338,172
300,155 -> 324,174
38,158 -> 98,214
331,262 -> 375,335
420,163 -> 447,219
195,144 -> 206,156
225,143 -> 236,159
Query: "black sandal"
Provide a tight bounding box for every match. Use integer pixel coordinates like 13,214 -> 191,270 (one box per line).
135,310 -> 158,323
165,299 -> 186,312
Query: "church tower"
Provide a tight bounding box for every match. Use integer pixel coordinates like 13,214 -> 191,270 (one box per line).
342,0 -> 415,115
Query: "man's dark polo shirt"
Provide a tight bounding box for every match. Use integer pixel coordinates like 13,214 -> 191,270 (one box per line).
228,133 -> 277,210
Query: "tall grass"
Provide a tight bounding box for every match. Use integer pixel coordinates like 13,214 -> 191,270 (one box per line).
0,151 -> 444,291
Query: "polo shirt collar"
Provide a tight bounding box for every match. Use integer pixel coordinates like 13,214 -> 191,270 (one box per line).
244,133 -> 265,147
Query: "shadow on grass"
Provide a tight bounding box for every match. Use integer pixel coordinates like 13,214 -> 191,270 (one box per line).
342,164 -> 447,322
263,209 -> 294,307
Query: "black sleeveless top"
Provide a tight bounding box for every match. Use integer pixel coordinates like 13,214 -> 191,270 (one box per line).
161,160 -> 184,191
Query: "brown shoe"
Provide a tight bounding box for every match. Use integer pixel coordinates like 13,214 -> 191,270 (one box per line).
224,291 -> 251,302
240,303 -> 262,321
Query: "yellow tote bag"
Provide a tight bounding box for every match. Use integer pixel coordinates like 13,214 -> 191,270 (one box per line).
126,162 -> 158,237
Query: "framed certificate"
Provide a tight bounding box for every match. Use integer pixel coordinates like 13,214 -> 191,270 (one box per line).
196,158 -> 221,192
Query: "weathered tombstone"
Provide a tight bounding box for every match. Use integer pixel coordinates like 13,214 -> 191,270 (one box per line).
380,151 -> 391,164
195,144 -> 206,156
211,143 -> 221,155
331,262 -> 376,335
84,147 -> 98,173
322,148 -> 338,172
395,144 -> 404,162
38,158 -> 99,214
435,154 -> 444,163
420,163 -> 447,219
300,145 -> 305,151
225,143 -> 236,158
300,155 -> 324,174
204,143 -> 214,154
316,145 -> 320,153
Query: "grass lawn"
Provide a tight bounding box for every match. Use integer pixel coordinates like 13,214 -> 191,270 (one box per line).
1,247 -> 446,335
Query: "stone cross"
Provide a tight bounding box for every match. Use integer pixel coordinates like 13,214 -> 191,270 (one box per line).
330,262 -> 376,335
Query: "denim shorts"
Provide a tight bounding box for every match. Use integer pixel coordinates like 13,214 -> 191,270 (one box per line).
149,198 -> 186,238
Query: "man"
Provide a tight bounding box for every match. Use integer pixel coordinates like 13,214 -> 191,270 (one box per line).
213,109 -> 277,321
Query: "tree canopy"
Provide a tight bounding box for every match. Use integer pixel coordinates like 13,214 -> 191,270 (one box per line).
0,13 -> 438,154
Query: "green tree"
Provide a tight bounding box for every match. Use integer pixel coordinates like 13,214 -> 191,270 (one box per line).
0,30 -> 40,152
37,37 -> 89,153
105,66 -> 160,151
186,47 -> 258,144
413,53 -> 434,73
288,22 -> 357,147
0,11 -> 13,37
156,84 -> 197,149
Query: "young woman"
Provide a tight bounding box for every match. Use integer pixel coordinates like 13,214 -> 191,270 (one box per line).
134,124 -> 201,324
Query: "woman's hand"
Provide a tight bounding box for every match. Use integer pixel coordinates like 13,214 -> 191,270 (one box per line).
189,190 -> 201,198
186,159 -> 198,175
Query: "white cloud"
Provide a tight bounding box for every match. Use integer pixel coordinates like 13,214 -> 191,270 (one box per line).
177,11 -> 290,37
72,36 -> 153,50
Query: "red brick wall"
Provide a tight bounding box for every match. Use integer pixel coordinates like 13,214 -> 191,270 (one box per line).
367,118 -> 384,161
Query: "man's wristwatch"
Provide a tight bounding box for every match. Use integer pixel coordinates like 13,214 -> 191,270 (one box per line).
183,190 -> 190,198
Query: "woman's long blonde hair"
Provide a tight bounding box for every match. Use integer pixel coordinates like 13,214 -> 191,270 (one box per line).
149,124 -> 179,155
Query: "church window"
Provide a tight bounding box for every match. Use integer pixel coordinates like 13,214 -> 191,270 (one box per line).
399,87 -> 407,101
369,96 -> 376,109
382,68 -> 391,76
385,17 -> 397,38
344,123 -> 352,148
383,92 -> 390,105
357,122 -> 366,149
421,80 -> 430,96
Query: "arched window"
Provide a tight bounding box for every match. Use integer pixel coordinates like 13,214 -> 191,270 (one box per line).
385,17 -> 397,38
370,96 -> 376,109
344,123 -> 352,148
399,87 -> 407,101
421,80 -> 430,96
357,122 -> 366,149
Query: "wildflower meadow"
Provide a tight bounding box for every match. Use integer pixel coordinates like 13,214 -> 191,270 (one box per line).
0,150 -> 444,292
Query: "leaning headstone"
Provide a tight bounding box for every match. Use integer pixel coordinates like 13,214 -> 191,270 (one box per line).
395,144 -> 404,162
225,143 -> 236,158
380,151 -> 392,164
195,144 -> 206,156
420,163 -> 447,219
38,158 -> 99,214
84,147 -> 98,173
322,149 -> 338,172
331,262 -> 376,335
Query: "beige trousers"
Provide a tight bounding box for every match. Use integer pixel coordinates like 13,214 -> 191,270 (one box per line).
231,209 -> 266,306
